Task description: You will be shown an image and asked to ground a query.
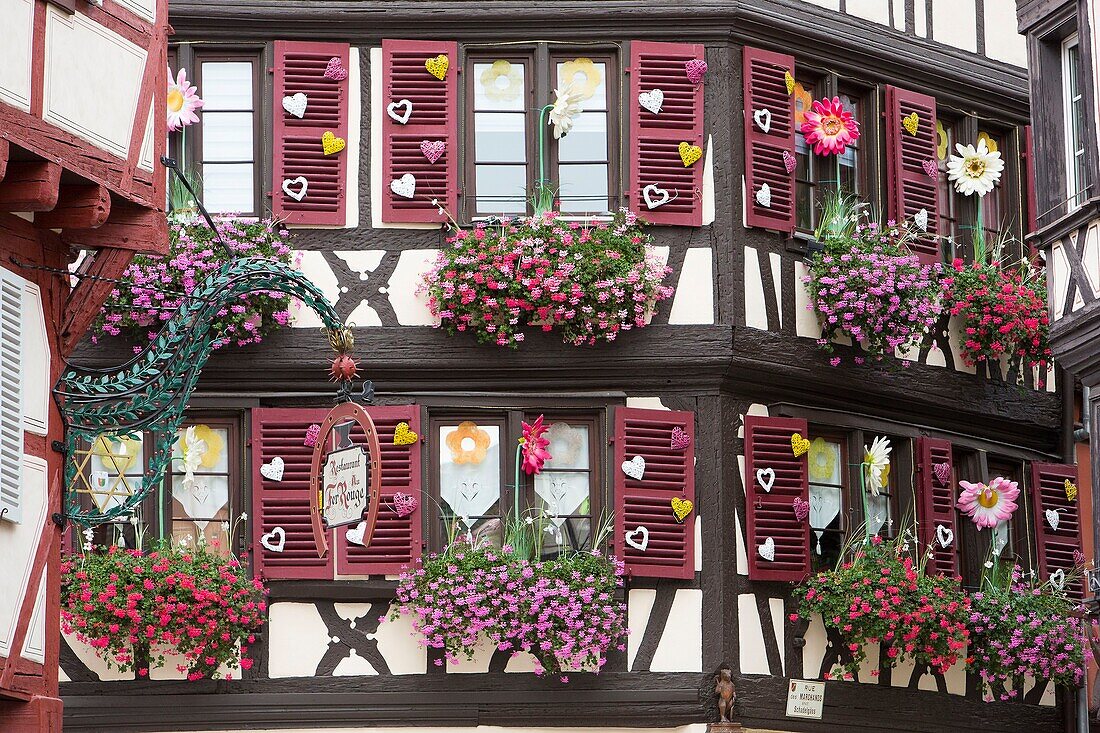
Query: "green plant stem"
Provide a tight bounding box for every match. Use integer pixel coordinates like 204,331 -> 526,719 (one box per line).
534,104 -> 555,215
859,460 -> 870,544
514,442 -> 522,533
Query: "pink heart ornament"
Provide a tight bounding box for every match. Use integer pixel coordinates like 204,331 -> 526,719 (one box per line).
324,57 -> 348,81
420,139 -> 446,164
303,423 -> 321,447
670,426 -> 691,451
792,497 -> 810,522
393,491 -> 418,518
922,159 -> 938,178
685,59 -> 708,84
932,462 -> 951,487
782,150 -> 797,174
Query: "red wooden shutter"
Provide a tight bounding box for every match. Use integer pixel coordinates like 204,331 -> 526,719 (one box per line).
915,437 -> 959,577
251,408 -> 333,580
885,85 -> 940,262
337,405 -> 423,576
628,41 -> 705,226
1023,125 -> 1038,237
744,415 -> 810,581
272,41 -> 350,226
612,407 -> 696,579
1031,462 -> 1083,598
381,39 -> 458,223
742,46 -> 795,233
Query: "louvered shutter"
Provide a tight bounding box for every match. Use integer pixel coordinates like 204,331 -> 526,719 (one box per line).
381,39 -> 458,224
743,46 -> 795,233
251,408 -> 333,579
1031,462 -> 1083,599
744,415 -> 810,582
337,405 -> 423,575
272,41 -> 350,226
612,407 -> 695,579
915,437 -> 959,576
1023,125 -> 1038,236
0,270 -> 22,523
885,86 -> 940,262
628,41 -> 705,226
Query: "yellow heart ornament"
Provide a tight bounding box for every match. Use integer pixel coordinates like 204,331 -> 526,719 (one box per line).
671,497 -> 694,523
1065,479 -> 1078,502
791,433 -> 811,457
784,70 -> 795,95
678,141 -> 703,167
393,421 -> 418,446
321,131 -> 346,156
902,112 -> 920,136
425,54 -> 449,80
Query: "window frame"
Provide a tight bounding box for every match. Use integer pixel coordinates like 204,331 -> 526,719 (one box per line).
1061,33 -> 1088,211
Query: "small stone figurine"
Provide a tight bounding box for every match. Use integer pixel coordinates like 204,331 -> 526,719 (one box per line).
715,665 -> 736,723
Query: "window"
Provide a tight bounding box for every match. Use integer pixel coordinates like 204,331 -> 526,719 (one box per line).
936,118 -> 960,243
188,52 -> 262,215
465,49 -> 619,218
807,434 -> 846,571
428,410 -> 602,554
1062,35 -> 1088,209
73,417 -> 243,557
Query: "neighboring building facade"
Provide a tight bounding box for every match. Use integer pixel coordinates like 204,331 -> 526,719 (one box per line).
58,1 -> 1088,731
0,0 -> 169,730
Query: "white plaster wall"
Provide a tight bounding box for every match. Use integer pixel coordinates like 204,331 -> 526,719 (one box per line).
668,248 -> 714,325
20,574 -> 46,663
22,282 -> 49,436
0,0 -> 34,111
374,610 -> 427,674
932,0 -> 977,52
793,261 -> 819,338
267,602 -> 331,678
737,593 -> 770,675
387,250 -> 440,326
846,0 -> 891,25
138,105 -> 156,173
701,136 -> 715,227
915,0 -> 929,37
0,454 -> 47,659
345,48 -> 362,229
650,589 -> 702,673
626,588 -> 656,670
289,251 -> 341,328
43,7 -> 146,158
743,246 -> 768,330
984,0 -> 1029,67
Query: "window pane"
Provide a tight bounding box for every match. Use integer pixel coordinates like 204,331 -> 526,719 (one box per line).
171,475 -> 230,523
475,165 -> 527,214
200,62 -> 254,111
201,163 -> 255,213
991,520 -> 1010,556
809,484 -> 843,567
866,492 -> 890,536
542,516 -> 591,555
474,112 -> 526,163
201,112 -> 254,162
557,164 -> 609,214
534,471 -> 590,519
557,59 -> 606,110
85,434 -> 145,513
474,60 -> 526,111
438,422 -> 502,528
543,422 -> 590,469
171,425 -> 229,473
807,437 -> 842,485
558,112 -> 608,162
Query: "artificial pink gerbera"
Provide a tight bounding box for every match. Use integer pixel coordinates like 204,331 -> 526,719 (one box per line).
167,67 -> 204,132
520,415 -> 552,475
800,96 -> 860,156
957,476 -> 1020,529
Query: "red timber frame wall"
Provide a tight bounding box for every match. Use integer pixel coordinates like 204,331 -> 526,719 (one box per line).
0,0 -> 169,728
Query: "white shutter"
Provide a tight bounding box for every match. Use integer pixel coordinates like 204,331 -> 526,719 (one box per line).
0,269 -> 24,523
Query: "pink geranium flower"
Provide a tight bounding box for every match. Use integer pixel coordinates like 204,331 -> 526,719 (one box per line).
167,67 -> 204,132
957,476 -> 1019,529
520,414 -> 551,475
800,96 -> 860,156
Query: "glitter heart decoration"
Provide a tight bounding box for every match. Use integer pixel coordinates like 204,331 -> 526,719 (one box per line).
345,521 -> 367,546
684,59 -> 707,84
260,456 -> 284,482
281,177 -> 308,202
303,423 -> 321,447
393,421 -> 418,445
792,497 -> 809,522
936,524 -> 953,548
756,467 -> 775,493
755,183 -> 771,208
784,70 -> 795,95
622,455 -> 646,481
932,462 -> 951,487
922,159 -> 938,178
387,99 -> 413,124
902,111 -> 920,136
282,93 -> 308,118
625,525 -> 649,552
425,54 -> 449,80
420,139 -> 446,164
914,208 -> 929,232
679,142 -> 703,167
1065,480 -> 1078,501
782,150 -> 797,174
321,131 -> 346,155
758,536 -> 775,562
324,57 -> 348,81
753,108 -> 772,134
639,89 -> 664,114
671,497 -> 694,523
261,526 -> 286,552
390,174 -> 416,200
790,433 -> 810,457
1046,508 -> 1060,532
393,491 -> 418,518
643,184 -> 671,210
670,426 -> 692,450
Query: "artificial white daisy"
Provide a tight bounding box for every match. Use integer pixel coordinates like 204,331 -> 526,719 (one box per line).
946,138 -> 1004,197
548,82 -> 584,140
863,435 -> 892,495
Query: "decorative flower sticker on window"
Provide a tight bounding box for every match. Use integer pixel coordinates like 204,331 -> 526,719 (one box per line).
480,59 -> 524,103
520,414 -> 552,476
936,120 -> 949,161
549,82 -> 584,140
976,131 -> 999,154
167,67 -> 204,132
446,421 -> 491,465
800,96 -> 861,156
957,476 -> 1020,529
807,437 -> 836,482
545,421 -> 583,466
792,82 -> 813,128
947,138 -> 1004,197
863,435 -> 891,496
558,58 -> 602,101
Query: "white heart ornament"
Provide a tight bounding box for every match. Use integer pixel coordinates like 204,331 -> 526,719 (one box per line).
936,524 -> 953,548
346,521 -> 367,546
755,183 -> 772,208
387,99 -> 413,124
914,208 -> 929,232
642,184 -> 670,210
625,525 -> 649,552
282,176 -> 308,201
756,467 -> 775,493
621,455 -> 646,481
1050,568 -> 1066,591
261,526 -> 286,553
1046,508 -> 1060,532
758,536 -> 775,562
260,456 -> 284,482
639,89 -> 664,114
282,93 -> 308,118
753,108 -> 772,133
390,173 -> 416,199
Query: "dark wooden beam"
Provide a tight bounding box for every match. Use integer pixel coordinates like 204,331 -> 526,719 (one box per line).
60,204 -> 168,254
0,161 -> 61,212
60,247 -> 134,355
34,184 -> 111,230
0,139 -> 8,183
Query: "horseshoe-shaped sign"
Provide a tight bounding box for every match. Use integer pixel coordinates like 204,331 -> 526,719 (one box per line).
310,402 -> 383,558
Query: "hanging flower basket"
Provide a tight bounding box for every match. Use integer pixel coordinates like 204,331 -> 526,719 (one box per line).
420,209 -> 673,347
93,217 -> 297,350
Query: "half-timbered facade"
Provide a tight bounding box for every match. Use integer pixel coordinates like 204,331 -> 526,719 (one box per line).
58,1 -> 1088,731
